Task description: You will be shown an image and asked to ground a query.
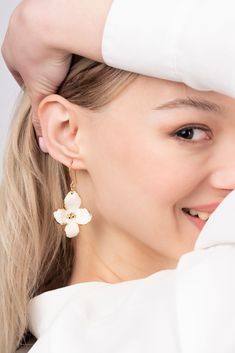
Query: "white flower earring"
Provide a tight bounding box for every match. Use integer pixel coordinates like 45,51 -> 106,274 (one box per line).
53,167 -> 92,238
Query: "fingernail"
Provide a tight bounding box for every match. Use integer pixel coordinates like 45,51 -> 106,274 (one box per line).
38,137 -> 48,153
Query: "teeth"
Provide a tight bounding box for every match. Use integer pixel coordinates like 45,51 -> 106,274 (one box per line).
197,211 -> 210,221
189,209 -> 198,216
188,208 -> 210,221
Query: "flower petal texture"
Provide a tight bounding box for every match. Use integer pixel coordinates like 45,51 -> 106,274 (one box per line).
74,208 -> 92,224
53,209 -> 67,225
65,223 -> 80,238
64,191 -> 81,210
53,189 -> 92,238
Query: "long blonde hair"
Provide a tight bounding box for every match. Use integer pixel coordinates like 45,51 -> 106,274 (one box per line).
0,55 -> 138,353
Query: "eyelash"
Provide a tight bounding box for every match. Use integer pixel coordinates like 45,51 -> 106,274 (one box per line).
172,124 -> 212,144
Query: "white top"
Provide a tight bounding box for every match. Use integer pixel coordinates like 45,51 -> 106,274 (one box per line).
102,0 -> 235,98
28,189 -> 235,353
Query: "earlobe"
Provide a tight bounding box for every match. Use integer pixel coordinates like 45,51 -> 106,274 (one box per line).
37,94 -> 85,169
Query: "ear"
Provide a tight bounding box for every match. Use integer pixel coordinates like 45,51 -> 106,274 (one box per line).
38,94 -> 88,170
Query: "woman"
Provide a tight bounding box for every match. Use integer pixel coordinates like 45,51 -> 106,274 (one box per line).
2,1 -> 235,353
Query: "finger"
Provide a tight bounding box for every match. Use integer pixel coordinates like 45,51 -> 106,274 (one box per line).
10,69 -> 24,87
31,107 -> 49,154
32,110 -> 42,138
32,110 -> 49,154
1,41 -> 24,87
38,136 -> 49,153
27,92 -> 46,137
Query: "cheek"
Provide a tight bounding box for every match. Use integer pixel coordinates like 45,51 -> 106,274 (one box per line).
88,125 -> 178,232
86,121 -> 161,238
133,134 -> 212,206
121,141 -> 198,209
87,115 -> 207,251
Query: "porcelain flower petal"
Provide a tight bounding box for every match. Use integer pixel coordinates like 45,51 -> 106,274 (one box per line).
74,208 -> 92,224
64,191 -> 81,210
53,190 -> 92,238
53,209 -> 67,225
65,223 -> 80,238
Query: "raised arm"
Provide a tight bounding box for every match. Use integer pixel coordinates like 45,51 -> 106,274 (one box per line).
1,0 -> 112,136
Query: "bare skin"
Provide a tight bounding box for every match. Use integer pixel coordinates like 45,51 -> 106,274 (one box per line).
1,0 -> 112,135
37,75 -> 235,285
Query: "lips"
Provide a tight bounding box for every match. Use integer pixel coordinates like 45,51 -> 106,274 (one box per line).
181,202 -> 221,231
182,208 -> 210,221
185,203 -> 221,213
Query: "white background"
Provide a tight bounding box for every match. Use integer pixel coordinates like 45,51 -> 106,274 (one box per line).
0,0 -> 21,177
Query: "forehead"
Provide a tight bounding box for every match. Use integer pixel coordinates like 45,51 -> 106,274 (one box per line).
122,75 -> 235,114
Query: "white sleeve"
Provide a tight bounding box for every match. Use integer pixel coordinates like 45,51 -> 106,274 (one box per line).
102,0 -> 235,98
175,189 -> 235,353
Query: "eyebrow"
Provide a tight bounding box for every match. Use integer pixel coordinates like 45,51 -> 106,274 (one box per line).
153,96 -> 224,114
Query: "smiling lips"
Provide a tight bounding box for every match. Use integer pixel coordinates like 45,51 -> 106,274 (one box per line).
183,208 -> 210,221
182,203 -> 221,230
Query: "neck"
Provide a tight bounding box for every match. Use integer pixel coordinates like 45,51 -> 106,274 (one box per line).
67,221 -> 177,286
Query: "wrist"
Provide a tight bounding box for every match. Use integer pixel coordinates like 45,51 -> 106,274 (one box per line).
20,0 -> 112,62
15,0 -> 60,49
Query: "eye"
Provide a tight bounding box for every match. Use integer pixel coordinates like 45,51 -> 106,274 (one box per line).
174,125 -> 211,143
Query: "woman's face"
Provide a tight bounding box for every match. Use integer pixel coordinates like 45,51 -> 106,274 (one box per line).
78,75 -> 235,262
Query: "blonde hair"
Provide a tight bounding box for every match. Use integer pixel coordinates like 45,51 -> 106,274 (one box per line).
0,55 -> 138,353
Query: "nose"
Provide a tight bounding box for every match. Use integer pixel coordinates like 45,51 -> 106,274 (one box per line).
209,137 -> 235,190
210,167 -> 235,190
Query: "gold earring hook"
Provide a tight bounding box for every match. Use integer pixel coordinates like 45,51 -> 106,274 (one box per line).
69,166 -> 77,192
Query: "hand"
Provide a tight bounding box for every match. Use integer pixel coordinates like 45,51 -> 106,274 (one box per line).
2,0 -> 111,148
1,2 -> 72,138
